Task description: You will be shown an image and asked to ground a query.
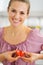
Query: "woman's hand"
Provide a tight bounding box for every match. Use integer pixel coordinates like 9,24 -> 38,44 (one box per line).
21,52 -> 39,63
3,50 -> 20,62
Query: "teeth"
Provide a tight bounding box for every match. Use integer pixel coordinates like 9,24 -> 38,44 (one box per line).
14,21 -> 19,23
13,21 -> 20,23
13,20 -> 19,22
12,19 -> 20,23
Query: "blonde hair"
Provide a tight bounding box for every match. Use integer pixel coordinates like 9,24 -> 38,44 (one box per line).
8,0 -> 30,14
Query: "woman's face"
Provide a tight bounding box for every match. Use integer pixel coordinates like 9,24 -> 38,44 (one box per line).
8,1 -> 28,27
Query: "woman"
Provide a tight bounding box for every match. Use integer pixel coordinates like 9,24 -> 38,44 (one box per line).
0,0 -> 43,65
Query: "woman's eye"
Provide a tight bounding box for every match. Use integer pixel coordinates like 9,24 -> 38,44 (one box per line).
20,12 -> 24,15
11,10 -> 16,12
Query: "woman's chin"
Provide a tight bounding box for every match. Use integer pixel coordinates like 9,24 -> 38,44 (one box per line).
12,24 -> 20,27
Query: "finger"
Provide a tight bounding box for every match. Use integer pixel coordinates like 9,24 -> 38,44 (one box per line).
14,56 -> 20,61
9,57 -> 16,62
21,57 -> 30,62
21,56 -> 30,59
21,57 -> 32,63
12,55 -> 20,59
16,56 -> 20,59
23,59 -> 29,62
26,52 -> 32,55
9,56 -> 19,62
11,50 -> 16,53
24,52 -> 32,57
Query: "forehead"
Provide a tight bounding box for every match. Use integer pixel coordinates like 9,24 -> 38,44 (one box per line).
9,1 -> 28,11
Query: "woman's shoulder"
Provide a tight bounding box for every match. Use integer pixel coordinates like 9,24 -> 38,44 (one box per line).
24,26 -> 40,35
0,26 -> 9,31
3,26 -> 11,33
0,27 -> 4,37
24,26 -> 32,35
24,26 -> 32,33
25,27 -> 41,39
29,28 -> 43,41
0,26 -> 10,35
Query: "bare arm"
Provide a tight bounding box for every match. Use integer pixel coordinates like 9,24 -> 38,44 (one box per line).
38,54 -> 43,59
21,52 -> 43,63
0,53 -> 5,62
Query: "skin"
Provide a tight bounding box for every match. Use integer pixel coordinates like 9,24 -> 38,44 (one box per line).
8,1 -> 28,28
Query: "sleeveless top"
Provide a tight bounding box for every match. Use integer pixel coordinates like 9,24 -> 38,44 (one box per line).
0,27 -> 43,65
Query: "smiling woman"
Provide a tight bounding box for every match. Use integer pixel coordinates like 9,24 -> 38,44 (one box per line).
0,0 -> 43,65
7,1 -> 29,27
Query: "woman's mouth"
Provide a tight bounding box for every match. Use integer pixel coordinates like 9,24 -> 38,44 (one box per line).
12,19 -> 21,26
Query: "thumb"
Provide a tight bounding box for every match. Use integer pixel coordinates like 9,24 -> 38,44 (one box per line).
11,50 -> 16,53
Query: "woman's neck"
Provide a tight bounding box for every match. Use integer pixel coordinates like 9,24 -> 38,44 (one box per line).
9,25 -> 25,35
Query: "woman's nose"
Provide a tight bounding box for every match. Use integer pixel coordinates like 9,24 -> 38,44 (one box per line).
14,13 -> 20,19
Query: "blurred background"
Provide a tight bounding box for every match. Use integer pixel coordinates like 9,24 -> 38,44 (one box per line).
0,0 -> 43,65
